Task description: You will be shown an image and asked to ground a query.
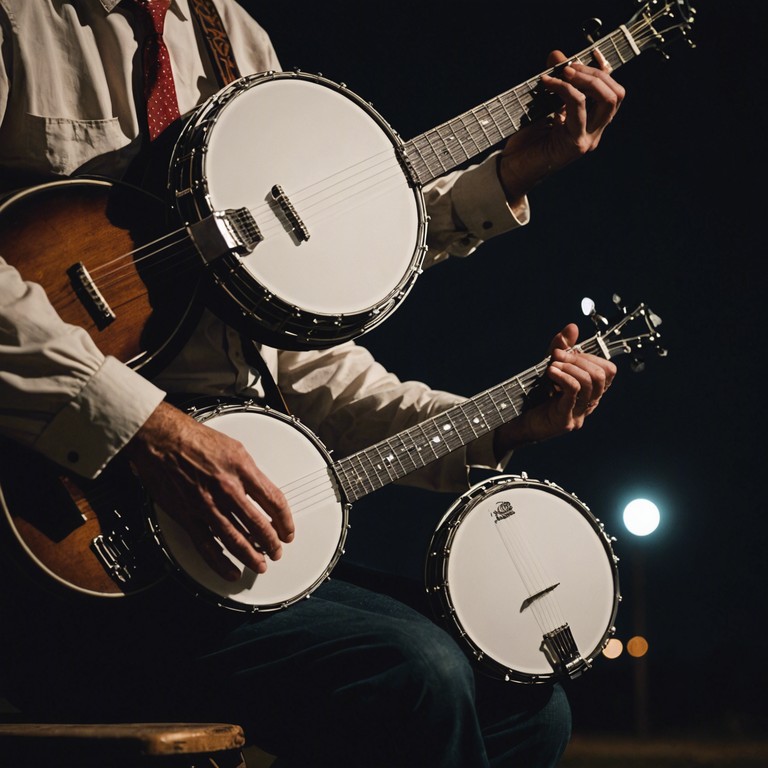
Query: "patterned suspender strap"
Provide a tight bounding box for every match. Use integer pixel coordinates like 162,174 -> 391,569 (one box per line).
187,0 -> 241,87
186,4 -> 280,411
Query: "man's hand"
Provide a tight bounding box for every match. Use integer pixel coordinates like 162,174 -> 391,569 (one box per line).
498,49 -> 625,203
494,323 -> 617,455
123,402 -> 294,581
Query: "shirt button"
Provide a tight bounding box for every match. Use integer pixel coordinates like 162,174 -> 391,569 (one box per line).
482,220 -> 493,230
67,450 -> 79,463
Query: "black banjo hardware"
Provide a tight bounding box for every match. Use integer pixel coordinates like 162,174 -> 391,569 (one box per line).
425,473 -> 620,684
169,0 -> 694,349
1,299 -> 664,608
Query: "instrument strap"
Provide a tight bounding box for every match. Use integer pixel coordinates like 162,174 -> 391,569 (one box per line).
183,6 -> 278,412
187,0 -> 241,88
239,335 -> 291,415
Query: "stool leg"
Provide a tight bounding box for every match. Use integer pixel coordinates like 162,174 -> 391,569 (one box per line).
208,750 -> 247,768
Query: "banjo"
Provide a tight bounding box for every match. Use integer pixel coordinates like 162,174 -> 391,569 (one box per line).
425,474 -> 620,683
168,0 -> 694,349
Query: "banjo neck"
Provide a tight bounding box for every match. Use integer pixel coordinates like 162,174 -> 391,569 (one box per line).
335,302 -> 661,503
335,359 -> 545,503
402,9 -> 678,185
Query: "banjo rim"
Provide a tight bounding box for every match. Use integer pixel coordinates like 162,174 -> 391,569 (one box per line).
147,399 -> 351,613
169,70 -> 428,350
425,474 -> 621,684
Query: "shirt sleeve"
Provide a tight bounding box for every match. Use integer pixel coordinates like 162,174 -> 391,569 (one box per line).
422,151 -> 530,268
0,258 -> 165,478
275,342 -> 506,494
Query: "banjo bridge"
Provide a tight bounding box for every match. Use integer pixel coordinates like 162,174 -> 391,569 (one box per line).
520,582 -> 560,612
541,624 -> 587,679
271,184 -> 310,243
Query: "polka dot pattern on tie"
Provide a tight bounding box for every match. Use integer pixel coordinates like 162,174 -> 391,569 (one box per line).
130,0 -> 181,141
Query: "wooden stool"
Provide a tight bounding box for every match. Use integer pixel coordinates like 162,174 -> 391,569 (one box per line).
0,722 -> 246,767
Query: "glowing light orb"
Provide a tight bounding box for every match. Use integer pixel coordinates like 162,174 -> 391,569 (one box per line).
623,498 -> 660,536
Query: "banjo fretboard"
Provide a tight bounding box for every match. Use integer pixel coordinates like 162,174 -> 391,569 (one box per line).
403,21 -> 648,185
334,338 -> 615,502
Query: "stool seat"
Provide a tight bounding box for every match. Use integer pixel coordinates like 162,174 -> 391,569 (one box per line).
0,722 -> 246,767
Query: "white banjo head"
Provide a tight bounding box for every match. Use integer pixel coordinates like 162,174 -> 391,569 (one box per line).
171,72 -> 426,348
426,475 -> 620,682
151,403 -> 348,612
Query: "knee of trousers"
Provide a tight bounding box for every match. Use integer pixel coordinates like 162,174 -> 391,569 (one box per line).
544,683 -> 573,749
375,622 -> 477,712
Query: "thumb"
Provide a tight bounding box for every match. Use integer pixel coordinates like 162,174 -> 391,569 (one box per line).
550,323 -> 579,353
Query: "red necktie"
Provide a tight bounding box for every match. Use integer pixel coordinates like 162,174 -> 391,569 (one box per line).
130,0 -> 181,140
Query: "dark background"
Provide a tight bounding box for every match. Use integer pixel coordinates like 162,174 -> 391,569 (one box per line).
241,0 -> 766,739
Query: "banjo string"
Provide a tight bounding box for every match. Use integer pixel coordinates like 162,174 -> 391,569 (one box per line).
66,15 -> 664,296
494,510 -> 567,635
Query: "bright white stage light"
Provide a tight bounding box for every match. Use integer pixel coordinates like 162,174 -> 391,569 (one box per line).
623,498 -> 660,536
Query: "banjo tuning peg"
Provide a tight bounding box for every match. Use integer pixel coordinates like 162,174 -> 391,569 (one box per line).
581,296 -> 609,329
582,18 -> 603,44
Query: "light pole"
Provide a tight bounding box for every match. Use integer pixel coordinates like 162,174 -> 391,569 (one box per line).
623,498 -> 660,737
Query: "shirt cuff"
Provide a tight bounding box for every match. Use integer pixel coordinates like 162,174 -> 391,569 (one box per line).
34,357 -> 166,479
451,152 -> 530,249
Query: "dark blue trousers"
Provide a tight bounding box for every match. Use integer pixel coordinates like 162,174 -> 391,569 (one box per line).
2,567 -> 570,767
204,577 -> 572,767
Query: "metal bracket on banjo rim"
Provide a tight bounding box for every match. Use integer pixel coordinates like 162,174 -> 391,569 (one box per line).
186,207 -> 263,265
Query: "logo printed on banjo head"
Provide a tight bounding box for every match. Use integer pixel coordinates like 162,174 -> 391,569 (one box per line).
492,500 -> 516,522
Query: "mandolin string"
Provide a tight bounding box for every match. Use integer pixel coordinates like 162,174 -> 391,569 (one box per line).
77,15 -> 667,293
50,233 -> 203,318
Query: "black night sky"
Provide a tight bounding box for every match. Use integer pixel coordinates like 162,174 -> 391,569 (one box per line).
242,0 -> 766,738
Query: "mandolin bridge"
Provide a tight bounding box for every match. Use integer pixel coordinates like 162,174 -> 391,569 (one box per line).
67,262 -> 116,330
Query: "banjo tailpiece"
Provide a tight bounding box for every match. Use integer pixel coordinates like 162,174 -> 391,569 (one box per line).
541,624 -> 588,680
